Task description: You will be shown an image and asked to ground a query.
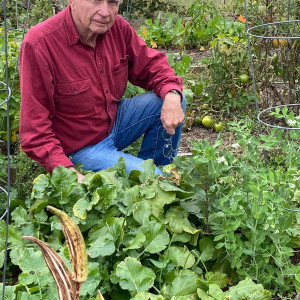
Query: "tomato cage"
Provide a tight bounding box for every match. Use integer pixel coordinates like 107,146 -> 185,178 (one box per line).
243,0 -> 300,213
0,80 -> 11,217
243,1 -> 299,131
0,80 -> 12,297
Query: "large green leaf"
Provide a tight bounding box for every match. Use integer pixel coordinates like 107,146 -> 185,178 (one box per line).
124,231 -> 146,251
133,200 -> 152,225
116,257 -> 156,294
18,248 -> 46,273
31,173 -> 50,199
50,165 -> 78,204
11,207 -> 30,226
165,206 -> 199,234
199,237 -> 216,262
132,292 -> 164,300
160,246 -> 195,269
0,284 -> 16,300
141,221 -> 170,254
73,197 -> 92,219
162,270 -> 201,298
142,181 -> 179,217
88,217 -> 124,258
201,272 -> 228,289
80,262 -> 102,297
225,278 -> 272,299
139,160 -> 157,183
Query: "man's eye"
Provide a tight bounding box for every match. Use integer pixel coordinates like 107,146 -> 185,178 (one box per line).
108,0 -> 118,5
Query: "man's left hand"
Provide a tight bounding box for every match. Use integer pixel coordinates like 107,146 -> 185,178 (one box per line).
161,91 -> 185,135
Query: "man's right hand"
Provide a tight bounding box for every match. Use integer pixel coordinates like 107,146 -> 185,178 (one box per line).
67,166 -> 85,183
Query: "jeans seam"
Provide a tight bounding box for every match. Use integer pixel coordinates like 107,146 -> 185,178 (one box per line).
112,113 -> 161,144
152,124 -> 162,161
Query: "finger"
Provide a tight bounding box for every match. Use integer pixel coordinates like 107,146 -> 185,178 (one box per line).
163,124 -> 176,135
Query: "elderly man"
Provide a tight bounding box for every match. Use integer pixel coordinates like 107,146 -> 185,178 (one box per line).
19,0 -> 185,182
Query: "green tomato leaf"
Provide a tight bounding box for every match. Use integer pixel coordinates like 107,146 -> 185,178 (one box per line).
116,257 -> 156,294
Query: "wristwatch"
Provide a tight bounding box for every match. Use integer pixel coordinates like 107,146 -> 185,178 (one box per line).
168,89 -> 182,98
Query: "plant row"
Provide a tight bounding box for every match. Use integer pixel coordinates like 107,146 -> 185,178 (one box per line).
1,126 -> 300,299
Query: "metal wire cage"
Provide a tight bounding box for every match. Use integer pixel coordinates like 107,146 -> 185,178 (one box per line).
244,0 -> 300,131
244,0 -> 300,213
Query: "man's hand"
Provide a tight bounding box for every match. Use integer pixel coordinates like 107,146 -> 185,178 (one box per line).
67,166 -> 85,183
161,91 -> 185,135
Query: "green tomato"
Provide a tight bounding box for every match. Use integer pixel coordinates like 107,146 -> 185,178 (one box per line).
271,53 -> 279,64
202,116 -> 215,128
194,116 -> 202,126
240,74 -> 249,83
213,122 -> 225,132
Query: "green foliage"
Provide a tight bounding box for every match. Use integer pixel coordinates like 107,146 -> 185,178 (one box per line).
119,0 -> 181,19
269,106 -> 300,128
0,28 -> 23,135
197,277 -> 272,299
184,0 -> 223,47
2,126 -> 300,298
137,18 -> 185,49
0,0 -> 56,29
197,29 -> 252,113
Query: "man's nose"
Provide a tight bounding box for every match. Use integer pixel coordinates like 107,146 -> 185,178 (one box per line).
97,1 -> 110,16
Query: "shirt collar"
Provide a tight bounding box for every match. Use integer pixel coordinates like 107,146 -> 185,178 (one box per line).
64,5 -> 81,46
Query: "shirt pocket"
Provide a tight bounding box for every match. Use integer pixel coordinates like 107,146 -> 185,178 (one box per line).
55,78 -> 94,115
112,57 -> 128,100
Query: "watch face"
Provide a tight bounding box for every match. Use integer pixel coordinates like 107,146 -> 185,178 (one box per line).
170,90 -> 181,96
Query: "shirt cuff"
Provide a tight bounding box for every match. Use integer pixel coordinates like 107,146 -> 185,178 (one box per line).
159,85 -> 183,101
46,155 -> 75,173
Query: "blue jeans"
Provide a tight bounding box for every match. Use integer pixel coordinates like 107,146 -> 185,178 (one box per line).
70,91 -> 186,174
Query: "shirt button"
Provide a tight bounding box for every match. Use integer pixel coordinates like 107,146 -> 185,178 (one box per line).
100,69 -> 103,73
74,89 -> 77,94
106,90 -> 109,94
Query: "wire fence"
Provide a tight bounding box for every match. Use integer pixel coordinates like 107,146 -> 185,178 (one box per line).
1,0 -> 12,295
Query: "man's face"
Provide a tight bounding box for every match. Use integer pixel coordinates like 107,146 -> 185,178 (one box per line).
70,0 -> 119,36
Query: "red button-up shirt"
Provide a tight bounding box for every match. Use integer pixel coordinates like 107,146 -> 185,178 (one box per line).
19,6 -> 183,173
